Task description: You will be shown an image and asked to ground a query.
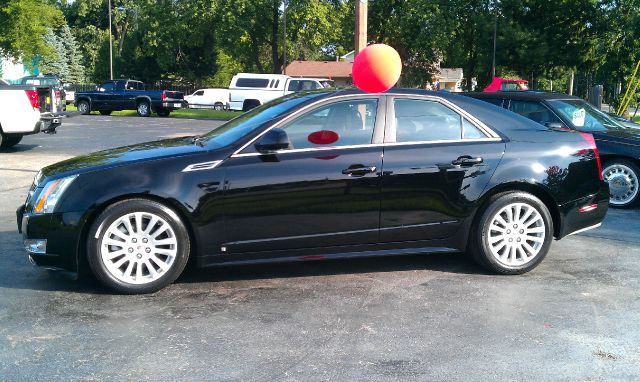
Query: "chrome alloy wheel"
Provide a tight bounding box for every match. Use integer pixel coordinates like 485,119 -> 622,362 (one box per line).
137,103 -> 149,115
486,202 -> 546,267
100,212 -> 178,284
603,163 -> 639,206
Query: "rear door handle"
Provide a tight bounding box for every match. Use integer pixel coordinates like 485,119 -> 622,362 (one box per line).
342,165 -> 377,176
452,156 -> 483,167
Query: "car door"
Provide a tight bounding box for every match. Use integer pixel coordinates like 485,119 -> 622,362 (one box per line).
379,96 -> 506,242
221,96 -> 385,254
92,82 -> 116,109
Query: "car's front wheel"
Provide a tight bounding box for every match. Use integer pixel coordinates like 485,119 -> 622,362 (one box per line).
602,159 -> 639,208
87,199 -> 191,294
469,192 -> 553,274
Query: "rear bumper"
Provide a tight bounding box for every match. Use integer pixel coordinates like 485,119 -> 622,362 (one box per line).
17,205 -> 82,273
557,181 -> 609,238
161,99 -> 187,110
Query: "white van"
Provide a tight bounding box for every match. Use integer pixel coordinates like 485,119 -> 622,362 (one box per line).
184,88 -> 230,110
228,73 -> 332,111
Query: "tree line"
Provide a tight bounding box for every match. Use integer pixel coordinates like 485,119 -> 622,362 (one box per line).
1,0 -> 639,100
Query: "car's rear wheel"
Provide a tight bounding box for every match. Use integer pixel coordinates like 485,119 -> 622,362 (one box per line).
214,102 -> 224,111
136,101 -> 151,117
602,159 -> 639,208
156,109 -> 171,117
77,100 -> 91,115
469,192 -> 553,274
87,199 -> 191,294
0,133 -> 22,149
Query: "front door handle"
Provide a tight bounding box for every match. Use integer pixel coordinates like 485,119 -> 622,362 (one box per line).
342,165 -> 377,176
452,156 -> 483,167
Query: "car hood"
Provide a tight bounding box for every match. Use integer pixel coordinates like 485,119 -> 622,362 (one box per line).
41,137 -> 207,179
592,129 -> 640,147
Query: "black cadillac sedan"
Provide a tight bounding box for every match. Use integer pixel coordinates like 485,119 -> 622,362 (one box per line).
468,91 -> 640,208
17,89 -> 609,294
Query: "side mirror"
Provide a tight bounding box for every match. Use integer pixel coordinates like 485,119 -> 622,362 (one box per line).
545,122 -> 567,129
255,128 -> 291,153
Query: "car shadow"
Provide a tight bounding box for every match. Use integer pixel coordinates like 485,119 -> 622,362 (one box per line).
0,228 -> 489,294
1,144 -> 41,153
176,251 -> 489,285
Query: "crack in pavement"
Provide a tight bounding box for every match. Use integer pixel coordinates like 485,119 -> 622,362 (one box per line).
0,168 -> 39,173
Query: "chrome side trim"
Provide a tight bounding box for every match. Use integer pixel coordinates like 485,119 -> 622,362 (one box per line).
230,138 -> 502,158
565,223 -> 602,237
223,220 -> 458,246
182,160 -> 223,172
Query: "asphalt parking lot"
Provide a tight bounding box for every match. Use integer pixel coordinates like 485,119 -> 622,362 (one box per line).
1,115 -> 639,381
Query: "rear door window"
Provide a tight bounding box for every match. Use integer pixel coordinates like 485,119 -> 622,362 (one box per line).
392,99 -> 463,142
508,100 -> 562,126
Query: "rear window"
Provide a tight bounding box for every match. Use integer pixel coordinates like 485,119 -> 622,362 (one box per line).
236,78 -> 270,88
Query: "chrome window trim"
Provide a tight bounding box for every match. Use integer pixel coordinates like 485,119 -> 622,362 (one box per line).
230,137 -> 502,158
230,93 -> 501,157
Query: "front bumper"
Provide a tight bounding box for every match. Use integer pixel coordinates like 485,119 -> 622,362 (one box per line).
17,205 -> 83,273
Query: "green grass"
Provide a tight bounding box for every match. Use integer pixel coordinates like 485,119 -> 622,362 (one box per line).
66,104 -> 239,120
633,115 -> 639,123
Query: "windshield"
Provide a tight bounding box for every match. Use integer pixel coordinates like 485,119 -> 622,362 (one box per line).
200,92 -> 325,147
548,99 -> 625,131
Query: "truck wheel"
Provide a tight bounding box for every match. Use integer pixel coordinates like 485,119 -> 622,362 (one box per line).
0,133 -> 22,149
242,100 -> 260,112
214,102 -> 224,111
156,109 -> 171,117
137,101 -> 151,117
99,111 -> 112,116
77,100 -> 91,115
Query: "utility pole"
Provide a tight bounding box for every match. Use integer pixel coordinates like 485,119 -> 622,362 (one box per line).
108,0 -> 113,80
491,16 -> 497,78
355,0 -> 367,54
282,0 -> 287,74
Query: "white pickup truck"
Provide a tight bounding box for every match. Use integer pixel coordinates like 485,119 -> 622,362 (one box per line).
228,73 -> 333,111
0,79 -> 63,150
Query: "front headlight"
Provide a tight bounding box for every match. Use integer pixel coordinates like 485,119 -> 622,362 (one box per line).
33,175 -> 78,214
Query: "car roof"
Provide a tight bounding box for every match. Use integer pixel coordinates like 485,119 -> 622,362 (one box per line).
292,87 -> 550,137
466,90 -> 580,101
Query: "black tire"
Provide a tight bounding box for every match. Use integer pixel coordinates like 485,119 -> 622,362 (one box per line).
136,101 -> 151,117
468,191 -> 553,275
602,159 -> 640,209
156,109 -> 171,117
0,132 -> 22,149
99,110 -> 112,116
86,198 -> 191,294
242,100 -> 260,112
213,102 -> 224,111
77,100 -> 91,115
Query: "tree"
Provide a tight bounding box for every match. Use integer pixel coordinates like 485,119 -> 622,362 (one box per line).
59,24 -> 85,82
39,29 -> 69,78
0,0 -> 63,66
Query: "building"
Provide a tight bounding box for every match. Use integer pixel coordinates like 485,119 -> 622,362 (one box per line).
429,67 -> 465,92
285,60 -> 353,87
1,57 -> 31,82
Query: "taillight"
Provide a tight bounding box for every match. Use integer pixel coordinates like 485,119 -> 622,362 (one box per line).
579,132 -> 603,180
161,92 -> 166,101
25,90 -> 40,110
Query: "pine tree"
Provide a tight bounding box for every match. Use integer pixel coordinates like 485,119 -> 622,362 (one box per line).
59,24 -> 85,83
39,29 -> 69,79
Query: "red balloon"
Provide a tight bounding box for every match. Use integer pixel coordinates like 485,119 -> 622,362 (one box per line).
308,130 -> 339,145
352,44 -> 402,93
